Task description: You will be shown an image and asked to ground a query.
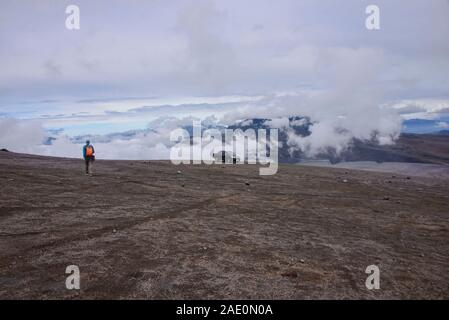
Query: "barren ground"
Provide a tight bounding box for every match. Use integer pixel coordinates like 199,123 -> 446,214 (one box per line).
0,151 -> 448,299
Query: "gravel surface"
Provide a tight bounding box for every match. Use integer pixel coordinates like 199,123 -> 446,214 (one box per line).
1,151 -> 448,299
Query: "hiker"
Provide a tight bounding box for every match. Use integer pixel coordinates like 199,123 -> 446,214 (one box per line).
83,140 -> 95,175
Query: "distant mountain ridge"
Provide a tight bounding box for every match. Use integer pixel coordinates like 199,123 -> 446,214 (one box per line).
39,116 -> 449,165
229,117 -> 449,165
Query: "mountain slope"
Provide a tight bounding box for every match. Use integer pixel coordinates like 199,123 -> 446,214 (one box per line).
230,117 -> 449,164
1,152 -> 449,299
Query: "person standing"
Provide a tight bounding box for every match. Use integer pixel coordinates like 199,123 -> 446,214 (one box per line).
83,140 -> 95,175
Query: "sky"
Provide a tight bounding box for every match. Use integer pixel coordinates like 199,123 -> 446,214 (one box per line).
0,0 -> 448,159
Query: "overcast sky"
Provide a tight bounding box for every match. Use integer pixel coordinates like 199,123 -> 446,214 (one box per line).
0,0 -> 449,157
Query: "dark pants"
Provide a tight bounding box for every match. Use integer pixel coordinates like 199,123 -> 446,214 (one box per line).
85,157 -> 93,174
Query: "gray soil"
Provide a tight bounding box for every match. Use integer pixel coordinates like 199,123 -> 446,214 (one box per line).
0,151 -> 448,299
300,161 -> 449,180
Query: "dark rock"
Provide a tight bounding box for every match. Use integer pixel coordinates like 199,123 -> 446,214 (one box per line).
281,270 -> 298,278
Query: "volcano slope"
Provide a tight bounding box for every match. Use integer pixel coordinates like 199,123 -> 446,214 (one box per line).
0,151 -> 448,299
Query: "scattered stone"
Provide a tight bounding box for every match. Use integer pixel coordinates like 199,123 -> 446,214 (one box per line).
181,184 -> 185,187
396,200 -> 401,204
344,171 -> 349,175
177,171 -> 182,174
392,175 -> 396,178
300,259 -> 305,264
387,180 -> 392,184
419,253 -> 424,257
406,176 -> 411,180
342,179 -> 348,183
245,181 -> 250,186
113,229 -> 117,233
383,196 -> 390,201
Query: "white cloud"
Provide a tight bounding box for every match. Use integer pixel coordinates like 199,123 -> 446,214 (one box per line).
218,45 -> 403,157
436,121 -> 449,129
1,0 -> 448,103
0,117 -> 171,160
0,118 -> 46,153
388,99 -> 449,120
1,0 -> 448,159
264,117 -> 290,128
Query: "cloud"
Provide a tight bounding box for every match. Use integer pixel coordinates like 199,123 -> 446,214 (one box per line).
436,121 -> 449,129
0,0 -> 448,159
217,45 -> 403,156
395,105 -> 427,115
1,0 -> 448,104
174,0 -> 237,92
264,118 -> 290,128
388,99 -> 449,120
0,117 -> 171,160
0,118 -> 47,153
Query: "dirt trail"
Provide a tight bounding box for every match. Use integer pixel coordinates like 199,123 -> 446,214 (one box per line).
0,151 -> 448,299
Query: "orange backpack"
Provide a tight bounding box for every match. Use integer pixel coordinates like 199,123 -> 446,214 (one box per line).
86,146 -> 93,157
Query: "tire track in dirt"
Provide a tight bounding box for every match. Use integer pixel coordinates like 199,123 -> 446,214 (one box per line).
0,194 -> 235,264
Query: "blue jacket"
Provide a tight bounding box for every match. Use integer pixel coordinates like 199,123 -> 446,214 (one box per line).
83,144 -> 95,159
